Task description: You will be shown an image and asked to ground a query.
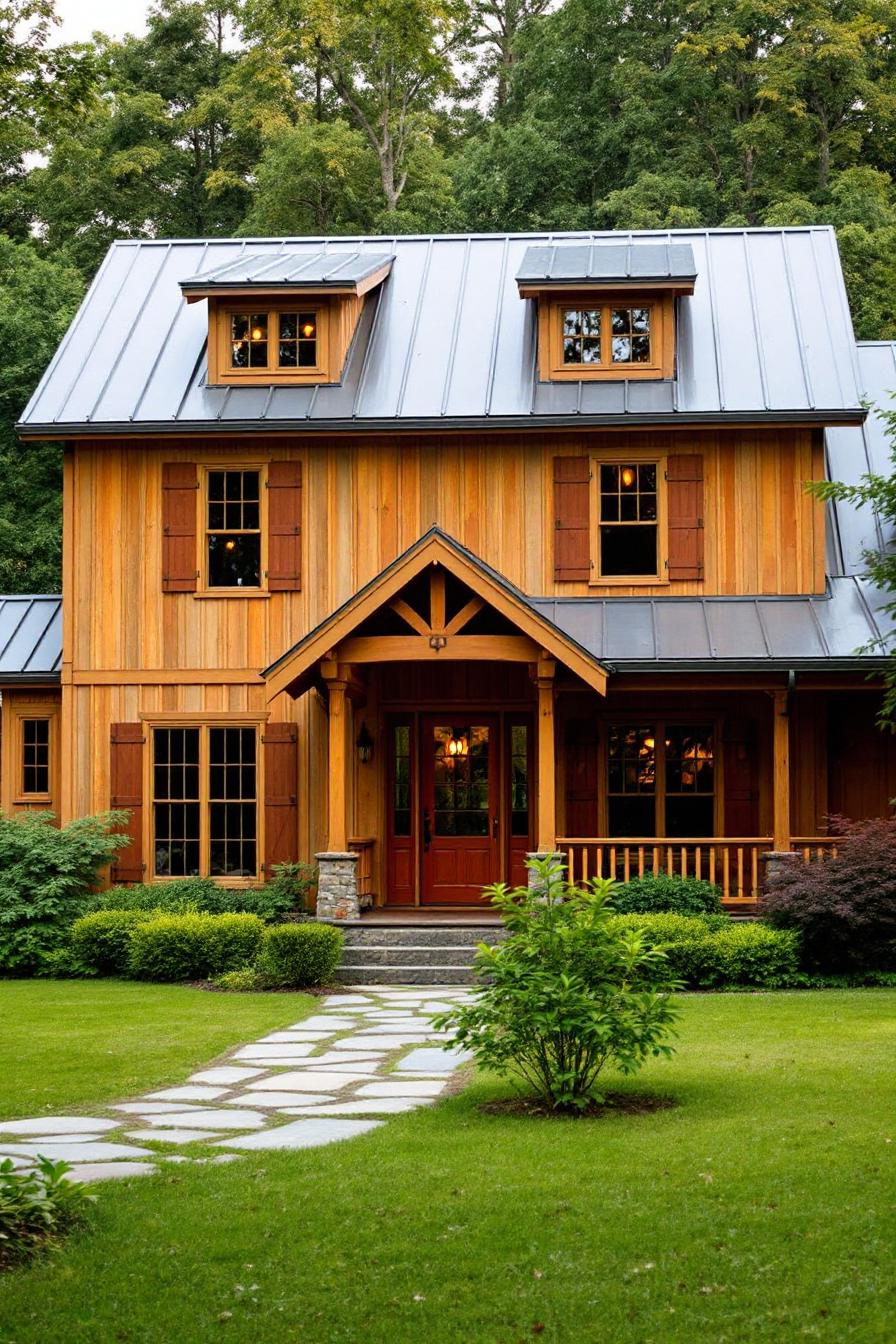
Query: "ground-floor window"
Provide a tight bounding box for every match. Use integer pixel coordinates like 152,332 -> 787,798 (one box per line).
607,721 -> 715,837
21,718 -> 51,797
152,724 -> 258,879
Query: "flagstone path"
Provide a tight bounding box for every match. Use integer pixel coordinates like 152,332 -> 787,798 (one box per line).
0,988 -> 474,1184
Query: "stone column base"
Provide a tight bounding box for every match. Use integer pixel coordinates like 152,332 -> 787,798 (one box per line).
762,849 -> 801,892
315,852 -> 360,921
525,851 -> 564,890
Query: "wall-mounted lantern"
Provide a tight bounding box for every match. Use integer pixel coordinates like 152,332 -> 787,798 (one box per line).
356,721 -> 374,764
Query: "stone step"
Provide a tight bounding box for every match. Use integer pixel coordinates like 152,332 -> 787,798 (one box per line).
337,926 -> 505,948
335,964 -> 480,986
340,944 -> 480,968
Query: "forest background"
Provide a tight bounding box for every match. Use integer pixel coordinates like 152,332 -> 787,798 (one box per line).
3,0 -> 896,591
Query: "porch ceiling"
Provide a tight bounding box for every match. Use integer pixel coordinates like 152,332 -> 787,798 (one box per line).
263,528 -> 609,700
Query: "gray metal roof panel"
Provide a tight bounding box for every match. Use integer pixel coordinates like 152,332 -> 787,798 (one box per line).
0,597 -> 62,679
19,227 -> 864,435
179,248 -> 394,289
516,241 -> 697,283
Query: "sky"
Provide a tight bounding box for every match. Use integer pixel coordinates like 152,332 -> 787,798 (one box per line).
53,0 -> 150,43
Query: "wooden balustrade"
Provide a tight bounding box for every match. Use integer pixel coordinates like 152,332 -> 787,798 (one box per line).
556,837 -> 774,904
348,836 -> 375,906
790,836 -> 839,863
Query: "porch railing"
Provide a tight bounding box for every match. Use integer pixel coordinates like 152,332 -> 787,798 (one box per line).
790,836 -> 840,863
348,837 -> 376,907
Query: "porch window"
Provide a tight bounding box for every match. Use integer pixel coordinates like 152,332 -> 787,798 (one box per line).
607,722 -> 715,837
21,718 -> 51,796
206,469 -> 262,588
152,725 -> 258,879
598,463 -> 659,578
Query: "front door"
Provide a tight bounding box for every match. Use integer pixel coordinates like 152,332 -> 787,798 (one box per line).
421,717 -> 499,904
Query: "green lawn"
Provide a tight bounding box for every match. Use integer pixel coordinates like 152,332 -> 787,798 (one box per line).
0,980 -> 314,1118
1,989 -> 895,1342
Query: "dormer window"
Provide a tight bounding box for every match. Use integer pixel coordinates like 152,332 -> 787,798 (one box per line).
516,241 -> 696,384
228,309 -> 321,374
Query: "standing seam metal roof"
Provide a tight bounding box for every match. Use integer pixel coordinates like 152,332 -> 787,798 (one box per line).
18,226 -> 865,434
0,597 -> 63,681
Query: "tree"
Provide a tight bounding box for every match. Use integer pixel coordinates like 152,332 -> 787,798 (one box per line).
243,0 -> 470,216
0,239 -> 84,592
240,120 -> 381,234
470,0 -> 554,109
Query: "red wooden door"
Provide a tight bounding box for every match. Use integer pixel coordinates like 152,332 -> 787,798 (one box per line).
421,717 -> 499,904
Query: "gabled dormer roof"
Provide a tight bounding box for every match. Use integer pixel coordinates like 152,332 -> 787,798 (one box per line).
18,227 -> 866,438
179,249 -> 394,299
516,240 -> 697,290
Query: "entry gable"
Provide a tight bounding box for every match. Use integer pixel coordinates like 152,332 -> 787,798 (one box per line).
263,528 -> 608,699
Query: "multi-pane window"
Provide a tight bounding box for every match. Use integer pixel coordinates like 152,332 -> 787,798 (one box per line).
561,305 -> 653,368
509,724 -> 530,837
392,724 -> 412,837
206,469 -> 261,588
152,725 -> 258,879
607,723 -> 715,837
21,718 -> 50,795
599,462 -> 659,577
229,310 -> 319,373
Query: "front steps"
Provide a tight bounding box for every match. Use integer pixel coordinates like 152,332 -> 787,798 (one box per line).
334,923 -> 505,985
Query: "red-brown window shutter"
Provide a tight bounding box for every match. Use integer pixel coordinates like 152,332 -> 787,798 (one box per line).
110,723 -> 145,883
162,463 -> 198,592
264,723 -> 299,871
553,456 -> 591,581
266,461 -> 302,591
666,455 -> 704,581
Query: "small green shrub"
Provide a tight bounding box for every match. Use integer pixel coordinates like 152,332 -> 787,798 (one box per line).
84,876 -> 303,923
126,912 -> 264,981
610,913 -> 801,988
256,922 -> 343,988
0,811 -> 130,973
433,859 -> 680,1112
263,862 -> 318,917
214,967 -> 263,992
612,873 -> 724,916
0,1157 -> 95,1269
69,909 -> 156,975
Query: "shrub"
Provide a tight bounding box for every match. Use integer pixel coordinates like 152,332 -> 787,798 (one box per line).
263,862 -> 318,917
612,872 -> 724,916
0,1157 -> 94,1269
0,811 -> 130,973
84,874 -> 308,923
255,922 -> 343,988
610,913 -> 801,988
762,816 -> 896,971
126,912 -> 264,981
214,967 -> 263,992
69,908 -> 156,975
432,858 -> 680,1112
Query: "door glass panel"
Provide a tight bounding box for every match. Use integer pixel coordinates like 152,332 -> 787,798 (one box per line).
510,724 -> 529,836
393,724 -> 411,836
432,725 -> 489,836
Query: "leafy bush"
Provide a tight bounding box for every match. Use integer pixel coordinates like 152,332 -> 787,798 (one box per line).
69,909 -> 155,975
0,811 -> 129,973
264,862 -> 318,917
610,913 -> 801,988
83,872 -> 311,922
126,912 -> 264,981
612,872 -> 724,916
432,858 -> 679,1112
255,922 -> 343,988
762,816 -> 896,971
0,1157 -> 94,1269
214,967 -> 263,992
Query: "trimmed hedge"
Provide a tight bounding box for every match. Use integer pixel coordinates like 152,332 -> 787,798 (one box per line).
609,914 -> 801,988
255,923 -> 343,988
69,908 -> 155,975
83,878 -> 297,923
126,912 -> 264,981
612,873 -> 724,916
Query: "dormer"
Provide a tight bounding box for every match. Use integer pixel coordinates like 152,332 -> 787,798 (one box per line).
180,250 -> 394,387
516,241 -> 696,382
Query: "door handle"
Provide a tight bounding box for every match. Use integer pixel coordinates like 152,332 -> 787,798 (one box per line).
492,815 -> 499,838
423,808 -> 432,851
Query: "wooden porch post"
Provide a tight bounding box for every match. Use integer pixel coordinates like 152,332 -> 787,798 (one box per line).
535,660 -> 557,853
324,669 -> 351,852
772,688 -> 791,852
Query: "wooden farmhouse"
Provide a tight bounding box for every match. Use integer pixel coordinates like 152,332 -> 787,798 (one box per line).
3,227 -> 895,917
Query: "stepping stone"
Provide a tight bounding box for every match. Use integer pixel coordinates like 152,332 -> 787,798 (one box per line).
257,1031 -> 335,1043
115,1102 -> 211,1115
291,1015 -> 359,1031
0,1133 -> 107,1145
357,1081 -> 446,1098
286,1051 -> 385,1066
196,1154 -> 242,1165
332,1035 -> 430,1050
233,1043 -> 315,1060
139,1109 -> 267,1130
396,1047 -> 473,1073
284,1098 -> 432,1117
363,1021 -> 440,1034
0,1116 -> 121,1135
0,1141 -> 155,1162
126,1128 -> 221,1144
188,1066 -> 266,1085
245,1071 -> 370,1092
215,1118 -> 383,1151
225,1092 -> 334,1108
65,1162 -> 157,1183
146,1085 -> 230,1102
319,995 -> 371,1006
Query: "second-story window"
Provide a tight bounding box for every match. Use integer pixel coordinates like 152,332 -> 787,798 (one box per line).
598,462 -> 659,577
229,309 -> 319,374
560,304 -> 653,370
206,469 -> 261,588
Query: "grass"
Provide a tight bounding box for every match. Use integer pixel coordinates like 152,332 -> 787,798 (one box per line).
0,980 -> 314,1119
0,989 -> 894,1341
